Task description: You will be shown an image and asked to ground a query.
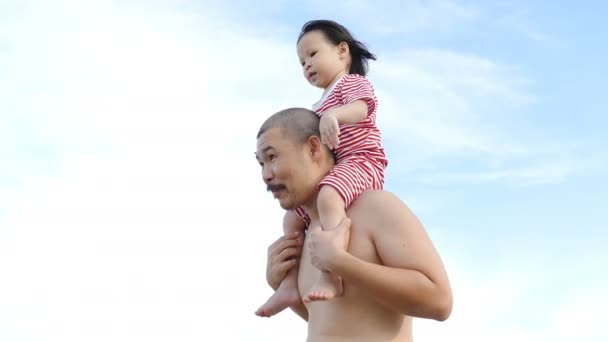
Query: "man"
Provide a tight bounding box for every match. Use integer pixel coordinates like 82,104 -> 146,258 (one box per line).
256,108 -> 453,341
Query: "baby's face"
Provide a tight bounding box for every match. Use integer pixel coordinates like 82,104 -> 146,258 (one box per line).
297,30 -> 346,89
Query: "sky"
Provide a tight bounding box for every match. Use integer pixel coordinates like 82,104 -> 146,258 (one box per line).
1,0 -> 607,341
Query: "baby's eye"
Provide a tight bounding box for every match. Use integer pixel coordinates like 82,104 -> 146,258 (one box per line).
269,154 -> 277,160
310,51 -> 317,57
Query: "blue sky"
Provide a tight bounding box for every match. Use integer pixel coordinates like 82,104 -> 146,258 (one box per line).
1,1 -> 607,341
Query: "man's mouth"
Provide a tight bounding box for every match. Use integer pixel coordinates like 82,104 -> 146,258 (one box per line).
267,185 -> 286,198
272,189 -> 283,199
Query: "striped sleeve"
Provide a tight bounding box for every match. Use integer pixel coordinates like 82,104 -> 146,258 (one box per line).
339,75 -> 377,119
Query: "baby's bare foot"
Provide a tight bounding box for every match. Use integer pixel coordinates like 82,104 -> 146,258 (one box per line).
303,272 -> 342,303
255,285 -> 301,317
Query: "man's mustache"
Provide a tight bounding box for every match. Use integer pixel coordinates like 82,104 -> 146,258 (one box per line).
267,184 -> 286,192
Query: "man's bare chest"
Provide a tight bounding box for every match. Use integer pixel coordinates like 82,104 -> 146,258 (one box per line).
297,225 -> 377,295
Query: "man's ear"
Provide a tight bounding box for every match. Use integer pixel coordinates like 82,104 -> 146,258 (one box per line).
307,135 -> 324,159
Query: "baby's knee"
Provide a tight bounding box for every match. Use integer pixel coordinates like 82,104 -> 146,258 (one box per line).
319,185 -> 339,199
318,185 -> 345,210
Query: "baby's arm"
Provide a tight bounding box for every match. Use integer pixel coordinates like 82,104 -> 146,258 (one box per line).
327,75 -> 377,124
320,99 -> 370,149
320,76 -> 376,148
324,100 -> 369,124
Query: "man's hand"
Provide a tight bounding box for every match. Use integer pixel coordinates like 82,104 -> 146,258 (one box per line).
266,232 -> 303,290
320,110 -> 340,150
307,218 -> 351,272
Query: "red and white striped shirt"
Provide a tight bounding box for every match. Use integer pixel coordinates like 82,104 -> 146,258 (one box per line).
313,74 -> 388,167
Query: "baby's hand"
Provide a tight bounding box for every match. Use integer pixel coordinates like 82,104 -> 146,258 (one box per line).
320,110 -> 340,150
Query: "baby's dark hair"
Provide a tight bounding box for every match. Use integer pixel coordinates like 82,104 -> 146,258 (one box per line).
298,19 -> 376,76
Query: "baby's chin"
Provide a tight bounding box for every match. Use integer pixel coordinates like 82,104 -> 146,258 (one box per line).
309,79 -> 326,89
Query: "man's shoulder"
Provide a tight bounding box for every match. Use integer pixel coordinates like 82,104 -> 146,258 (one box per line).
348,190 -> 404,215
347,190 -> 421,239
357,189 -> 399,202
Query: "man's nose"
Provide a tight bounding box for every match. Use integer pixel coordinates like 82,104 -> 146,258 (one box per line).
262,165 -> 273,182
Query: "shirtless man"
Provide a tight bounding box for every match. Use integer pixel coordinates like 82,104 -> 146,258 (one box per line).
256,108 -> 453,341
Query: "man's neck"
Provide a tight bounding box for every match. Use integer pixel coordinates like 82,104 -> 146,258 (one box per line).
301,198 -> 320,224
301,154 -> 335,225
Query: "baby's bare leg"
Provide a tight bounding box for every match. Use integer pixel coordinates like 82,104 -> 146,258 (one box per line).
303,186 -> 347,303
256,211 -> 305,317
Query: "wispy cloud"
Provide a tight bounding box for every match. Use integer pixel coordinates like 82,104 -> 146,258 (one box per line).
376,50 -> 531,139
367,46 -> 597,185
369,48 -> 525,164
416,159 -> 581,185
497,8 -> 554,44
310,0 -> 480,34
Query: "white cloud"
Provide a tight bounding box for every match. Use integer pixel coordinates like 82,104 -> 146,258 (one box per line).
0,1 -> 307,341
551,290 -> 608,341
414,260 -> 530,341
0,152 -> 305,341
414,251 -> 608,342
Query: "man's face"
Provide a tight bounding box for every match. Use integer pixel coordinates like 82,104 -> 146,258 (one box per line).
256,128 -> 314,210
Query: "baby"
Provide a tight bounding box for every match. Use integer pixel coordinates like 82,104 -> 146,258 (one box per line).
256,19 -> 388,317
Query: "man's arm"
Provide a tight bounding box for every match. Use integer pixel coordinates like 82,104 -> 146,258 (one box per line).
330,191 -> 453,321
265,233 -> 309,321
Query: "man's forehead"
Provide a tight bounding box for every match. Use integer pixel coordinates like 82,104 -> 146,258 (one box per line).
256,127 -> 286,156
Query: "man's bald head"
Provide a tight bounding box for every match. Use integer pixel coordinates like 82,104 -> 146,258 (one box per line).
257,108 -> 322,144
